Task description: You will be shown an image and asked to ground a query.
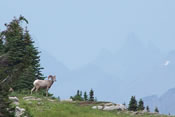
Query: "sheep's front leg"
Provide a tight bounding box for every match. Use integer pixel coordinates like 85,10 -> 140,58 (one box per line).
46,87 -> 49,97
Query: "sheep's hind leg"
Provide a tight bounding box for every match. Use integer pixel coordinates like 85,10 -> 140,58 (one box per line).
31,87 -> 35,95
35,87 -> 39,93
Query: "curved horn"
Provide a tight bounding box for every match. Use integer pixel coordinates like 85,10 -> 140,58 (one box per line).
48,75 -> 53,80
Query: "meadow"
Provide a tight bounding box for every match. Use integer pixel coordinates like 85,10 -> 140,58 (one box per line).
11,93 -> 173,117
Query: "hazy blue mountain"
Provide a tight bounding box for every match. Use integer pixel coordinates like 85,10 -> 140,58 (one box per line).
40,49 -> 70,80
89,34 -> 165,101
68,64 -> 123,102
142,95 -> 159,112
40,49 -> 120,101
142,50 -> 175,95
142,51 -> 175,115
39,34 -> 175,107
143,88 -> 175,115
40,49 -> 72,98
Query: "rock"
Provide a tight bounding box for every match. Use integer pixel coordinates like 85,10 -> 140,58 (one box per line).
92,106 -> 103,110
104,103 -> 114,106
23,96 -> 34,100
61,99 -> 73,102
48,99 -> 55,102
116,104 -> 127,110
9,97 -> 19,102
92,106 -> 97,109
23,96 -> 41,101
15,106 -> 25,117
92,102 -> 126,111
9,97 -> 19,105
103,105 -> 118,111
103,103 -> 126,111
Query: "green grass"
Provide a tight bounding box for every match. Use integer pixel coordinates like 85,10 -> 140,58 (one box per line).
12,93 -> 173,117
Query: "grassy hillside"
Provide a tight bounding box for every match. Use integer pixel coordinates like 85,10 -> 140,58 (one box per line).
11,93 -> 173,117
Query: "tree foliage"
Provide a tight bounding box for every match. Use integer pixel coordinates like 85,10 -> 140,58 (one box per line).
146,106 -> 150,112
11,28 -> 44,91
154,107 -> 159,113
0,16 -> 44,116
83,91 -> 88,101
89,89 -> 94,101
128,96 -> 137,111
70,90 -> 84,101
138,99 -> 145,111
70,89 -> 95,102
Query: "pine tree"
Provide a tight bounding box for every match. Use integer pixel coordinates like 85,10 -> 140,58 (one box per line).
70,90 -> 83,101
80,91 -> 82,97
128,96 -> 137,111
84,91 -> 88,101
138,99 -> 145,111
12,29 -> 44,91
123,102 -> 126,106
146,106 -> 150,112
0,85 -> 14,117
0,37 -> 4,54
77,90 -> 80,96
0,16 -> 42,116
154,107 -> 159,113
89,89 -> 94,101
13,66 -> 36,90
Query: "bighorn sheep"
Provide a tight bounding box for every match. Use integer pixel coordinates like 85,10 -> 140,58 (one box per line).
31,75 -> 56,96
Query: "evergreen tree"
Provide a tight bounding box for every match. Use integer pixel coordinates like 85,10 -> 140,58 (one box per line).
13,66 -> 35,90
0,37 -> 4,54
146,106 -> 150,112
83,91 -> 88,101
123,102 -> 126,106
77,90 -> 80,96
89,89 -> 94,101
0,85 -> 14,117
128,96 -> 137,111
0,16 -> 43,116
138,99 -> 145,111
80,91 -> 82,97
70,90 -> 83,101
12,29 -> 44,91
154,107 -> 159,113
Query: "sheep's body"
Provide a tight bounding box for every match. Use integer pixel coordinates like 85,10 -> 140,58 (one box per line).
31,75 -> 56,96
33,80 -> 53,89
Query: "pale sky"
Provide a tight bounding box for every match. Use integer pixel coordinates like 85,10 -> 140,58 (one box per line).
1,0 -> 175,70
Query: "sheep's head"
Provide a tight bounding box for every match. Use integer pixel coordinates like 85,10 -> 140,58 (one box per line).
48,75 -> 56,82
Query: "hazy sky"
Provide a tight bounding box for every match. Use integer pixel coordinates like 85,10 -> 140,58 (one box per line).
1,0 -> 175,70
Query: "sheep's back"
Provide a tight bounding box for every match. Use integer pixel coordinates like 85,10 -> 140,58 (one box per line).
33,80 -> 50,88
